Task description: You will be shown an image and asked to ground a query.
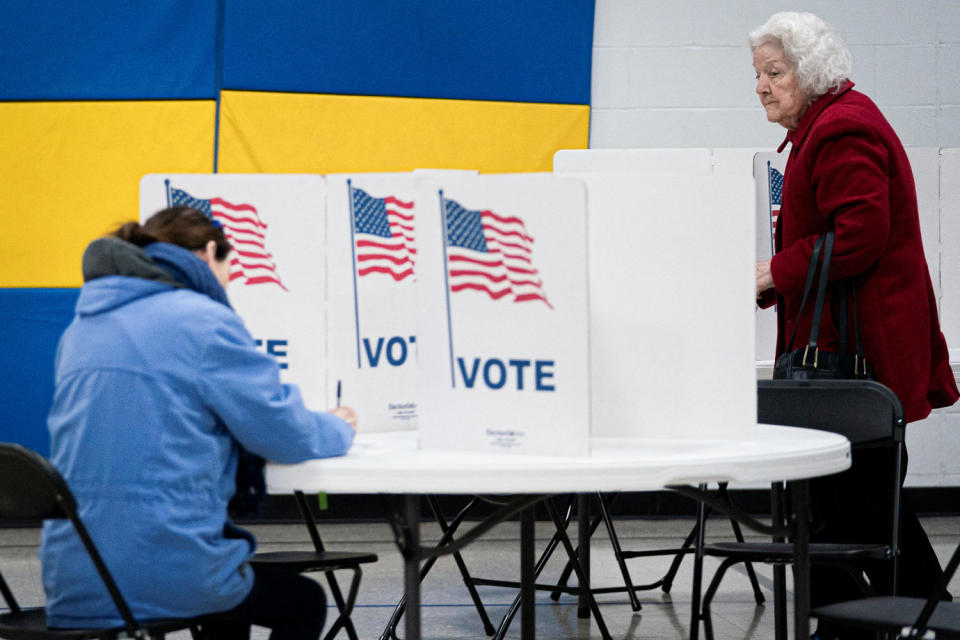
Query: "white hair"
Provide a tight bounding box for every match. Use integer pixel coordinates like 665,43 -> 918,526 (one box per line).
749,12 -> 853,97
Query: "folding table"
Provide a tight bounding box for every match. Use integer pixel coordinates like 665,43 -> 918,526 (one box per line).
267,425 -> 851,640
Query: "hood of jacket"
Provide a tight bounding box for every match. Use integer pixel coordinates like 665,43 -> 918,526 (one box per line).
76,237 -> 183,317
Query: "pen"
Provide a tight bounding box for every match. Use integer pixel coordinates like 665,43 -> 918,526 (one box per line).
336,380 -> 342,408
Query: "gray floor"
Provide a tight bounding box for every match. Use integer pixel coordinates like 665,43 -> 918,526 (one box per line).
2,515 -> 958,639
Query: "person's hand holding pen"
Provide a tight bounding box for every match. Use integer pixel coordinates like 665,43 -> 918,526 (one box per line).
330,379 -> 358,431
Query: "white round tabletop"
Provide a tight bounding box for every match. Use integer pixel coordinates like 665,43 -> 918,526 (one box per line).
266,425 -> 851,495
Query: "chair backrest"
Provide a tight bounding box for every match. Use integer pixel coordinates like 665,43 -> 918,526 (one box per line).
757,379 -> 905,445
0,443 -> 76,522
0,443 -> 142,636
758,379 -> 907,594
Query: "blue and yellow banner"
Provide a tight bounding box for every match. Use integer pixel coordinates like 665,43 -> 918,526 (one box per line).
0,0 -> 595,454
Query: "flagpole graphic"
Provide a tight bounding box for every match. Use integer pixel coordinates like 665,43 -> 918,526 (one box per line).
346,179 -> 363,369
441,196 -> 552,309
438,190 -> 457,389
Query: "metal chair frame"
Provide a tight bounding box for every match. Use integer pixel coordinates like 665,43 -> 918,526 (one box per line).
249,490 -> 377,640
0,443 -> 210,640
697,379 -> 907,640
811,539 -> 960,639
378,494 -> 614,640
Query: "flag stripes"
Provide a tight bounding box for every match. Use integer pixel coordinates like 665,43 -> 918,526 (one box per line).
443,196 -> 551,309
768,164 -> 783,246
169,187 -> 287,290
351,186 -> 416,282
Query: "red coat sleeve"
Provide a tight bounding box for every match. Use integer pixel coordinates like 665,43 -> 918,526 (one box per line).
770,115 -> 891,297
756,289 -> 776,309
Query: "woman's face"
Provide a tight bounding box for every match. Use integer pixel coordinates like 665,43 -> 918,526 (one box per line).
753,41 -> 808,131
209,256 -> 231,289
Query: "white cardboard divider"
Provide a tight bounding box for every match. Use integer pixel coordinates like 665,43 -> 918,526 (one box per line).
414,173 -> 591,456
554,148 -> 714,175
326,174 -> 419,431
710,148 -> 769,175
139,174 -> 328,409
753,151 -> 788,364
555,169 -> 757,440
556,148 -> 773,367
941,149 -> 960,361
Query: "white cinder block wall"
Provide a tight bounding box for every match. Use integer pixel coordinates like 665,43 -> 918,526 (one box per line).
588,0 -> 960,487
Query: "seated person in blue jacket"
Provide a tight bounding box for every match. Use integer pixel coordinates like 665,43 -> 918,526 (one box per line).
41,205 -> 358,640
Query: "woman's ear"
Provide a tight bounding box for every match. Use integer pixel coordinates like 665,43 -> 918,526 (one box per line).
203,239 -> 218,264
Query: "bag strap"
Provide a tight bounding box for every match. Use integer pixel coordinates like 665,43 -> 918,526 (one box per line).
784,233 -> 826,351
851,282 -> 868,375
833,278 -> 866,364
837,279 -> 849,356
806,230 -> 835,352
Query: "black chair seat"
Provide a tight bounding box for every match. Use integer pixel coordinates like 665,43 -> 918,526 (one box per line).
251,551 -> 378,573
704,541 -> 890,562
813,596 -> 960,637
0,608 -> 208,640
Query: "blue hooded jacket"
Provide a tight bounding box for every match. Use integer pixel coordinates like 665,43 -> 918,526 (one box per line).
40,238 -> 354,628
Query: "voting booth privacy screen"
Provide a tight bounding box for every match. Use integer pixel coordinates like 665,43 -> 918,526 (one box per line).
414,174 -> 591,456
137,168 -> 758,455
754,152 -> 788,364
327,174 -> 420,430
557,147 -> 782,366
140,175 -> 329,410
558,171 -> 756,441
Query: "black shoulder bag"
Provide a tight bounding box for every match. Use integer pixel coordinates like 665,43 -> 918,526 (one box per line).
773,230 -> 873,380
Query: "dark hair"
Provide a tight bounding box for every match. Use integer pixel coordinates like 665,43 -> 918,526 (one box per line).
112,206 -> 231,260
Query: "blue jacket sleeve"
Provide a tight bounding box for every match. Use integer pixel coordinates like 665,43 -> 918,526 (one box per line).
196,311 -> 354,464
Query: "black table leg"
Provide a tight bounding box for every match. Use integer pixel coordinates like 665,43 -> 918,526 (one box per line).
688,483 -> 708,640
520,505 -> 536,640
577,493 -> 591,619
403,494 -> 421,640
772,482 -> 787,640
792,479 -> 810,640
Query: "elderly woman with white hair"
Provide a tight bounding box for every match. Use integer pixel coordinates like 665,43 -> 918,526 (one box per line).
750,11 -> 958,640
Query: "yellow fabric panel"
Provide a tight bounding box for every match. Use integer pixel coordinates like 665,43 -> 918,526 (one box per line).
218,91 -> 589,174
0,101 -> 215,287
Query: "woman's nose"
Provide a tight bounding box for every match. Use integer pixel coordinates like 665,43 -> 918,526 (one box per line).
756,76 -> 768,95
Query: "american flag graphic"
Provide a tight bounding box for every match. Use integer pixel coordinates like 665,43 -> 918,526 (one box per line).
768,164 -> 783,247
170,187 -> 287,290
443,196 -> 552,309
352,186 -> 416,282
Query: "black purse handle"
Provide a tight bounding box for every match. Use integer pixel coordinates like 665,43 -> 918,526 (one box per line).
806,230 -> 834,353
783,232 -> 826,352
784,230 -> 868,373
842,278 -> 869,375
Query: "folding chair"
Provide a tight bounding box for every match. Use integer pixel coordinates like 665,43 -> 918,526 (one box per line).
547,488 -> 765,610
812,538 -> 960,639
250,490 -> 377,640
379,495 -> 497,640
696,379 -> 906,640
379,494 -> 614,640
0,442 -> 211,640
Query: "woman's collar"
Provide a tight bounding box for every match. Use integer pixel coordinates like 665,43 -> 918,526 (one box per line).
777,80 -> 855,153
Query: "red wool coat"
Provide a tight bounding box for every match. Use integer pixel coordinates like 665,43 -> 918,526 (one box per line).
764,81 -> 958,422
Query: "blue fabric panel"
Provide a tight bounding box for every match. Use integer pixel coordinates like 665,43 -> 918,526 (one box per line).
0,0 -> 218,100
222,0 -> 595,105
0,289 -> 79,457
